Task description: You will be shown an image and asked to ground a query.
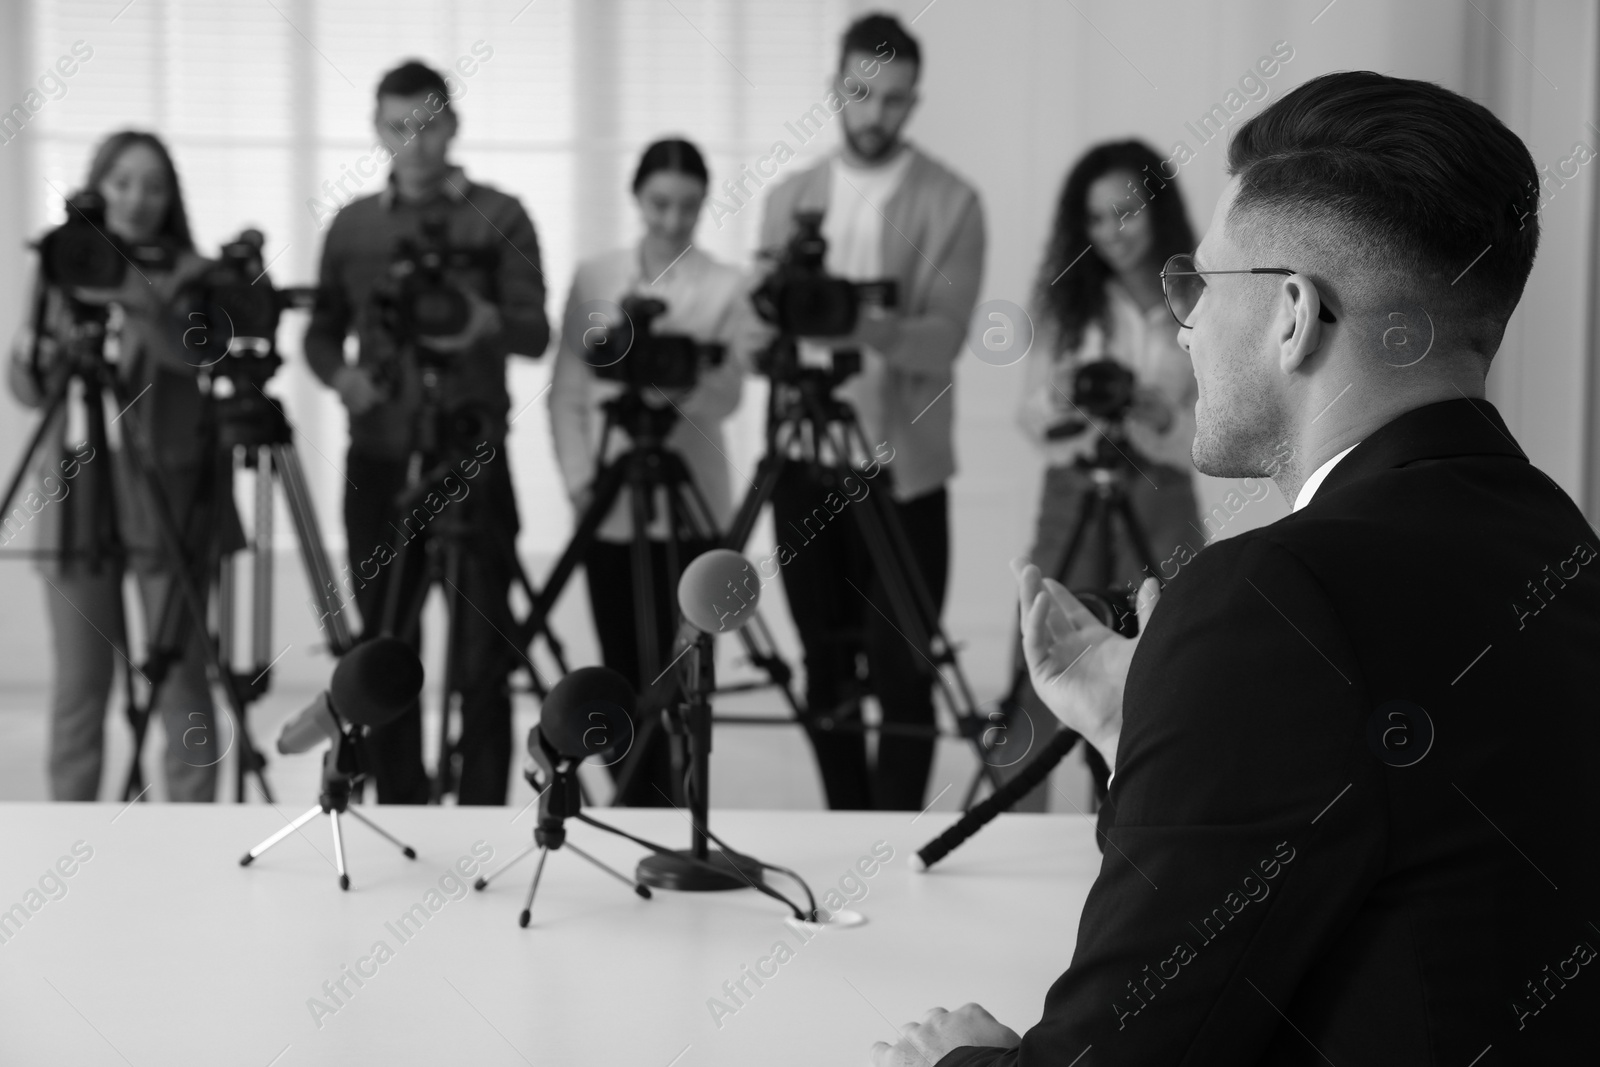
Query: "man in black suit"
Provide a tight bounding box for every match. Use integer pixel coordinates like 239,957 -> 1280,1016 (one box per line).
873,71 -> 1598,1065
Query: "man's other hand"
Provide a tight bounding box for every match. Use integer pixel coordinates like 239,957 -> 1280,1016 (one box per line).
333,364 -> 385,416
868,1004 -> 1021,1066
1013,559 -> 1161,769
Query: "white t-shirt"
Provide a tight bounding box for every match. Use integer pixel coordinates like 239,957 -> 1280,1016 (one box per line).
798,149 -> 915,457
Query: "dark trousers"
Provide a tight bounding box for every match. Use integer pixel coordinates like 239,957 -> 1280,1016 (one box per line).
342,448 -> 519,805
772,467 -> 949,811
585,536 -> 714,806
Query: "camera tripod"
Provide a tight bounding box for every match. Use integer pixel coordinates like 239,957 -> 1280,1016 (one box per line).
717,344 -> 1003,810
0,292 -> 273,802
240,716 -> 416,890
117,343 -> 360,802
377,360 -> 570,804
995,417 -> 1164,802
524,384 -> 803,807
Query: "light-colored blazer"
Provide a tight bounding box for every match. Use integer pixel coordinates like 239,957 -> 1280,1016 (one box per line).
757,145 -> 986,501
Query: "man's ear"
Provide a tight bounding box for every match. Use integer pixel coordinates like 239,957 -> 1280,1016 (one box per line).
1276,272 -> 1325,374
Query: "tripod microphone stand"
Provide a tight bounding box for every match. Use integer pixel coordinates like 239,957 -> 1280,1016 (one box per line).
240,638 -> 423,889
473,727 -> 652,927
239,717 -> 417,891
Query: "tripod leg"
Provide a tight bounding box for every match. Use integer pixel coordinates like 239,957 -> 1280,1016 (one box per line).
520,847 -> 551,928
563,841 -> 652,899
1002,484 -> 1104,706
240,805 -> 321,865
102,367 -> 274,804
431,542 -> 468,803
1112,491 -> 1167,584
343,806 -> 417,859
330,810 -> 351,891
272,443 -> 355,654
474,838 -> 540,890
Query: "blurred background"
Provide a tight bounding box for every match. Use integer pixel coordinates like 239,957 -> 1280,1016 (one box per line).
1,0 -> 1595,808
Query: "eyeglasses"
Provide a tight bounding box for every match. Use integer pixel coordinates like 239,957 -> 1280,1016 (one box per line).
1160,253 -> 1338,329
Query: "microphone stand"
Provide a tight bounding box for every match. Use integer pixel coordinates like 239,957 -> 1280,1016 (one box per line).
473,731 -> 652,927
635,631 -> 766,891
239,718 -> 417,890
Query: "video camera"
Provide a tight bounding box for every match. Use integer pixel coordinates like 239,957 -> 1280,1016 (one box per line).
372,218 -> 487,354
182,229 -> 315,361
1044,359 -> 1138,440
752,211 -> 897,339
36,190 -> 177,290
582,294 -> 725,391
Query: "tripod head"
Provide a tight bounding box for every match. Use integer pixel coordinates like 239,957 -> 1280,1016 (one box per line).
596,384 -> 685,451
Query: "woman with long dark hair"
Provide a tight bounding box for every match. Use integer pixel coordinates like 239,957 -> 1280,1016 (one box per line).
549,136 -> 759,805
7,130 -> 225,801
1010,140 -> 1202,804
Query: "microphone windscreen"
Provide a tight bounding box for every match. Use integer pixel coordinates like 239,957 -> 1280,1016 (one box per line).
331,637 -> 424,728
539,666 -> 637,761
678,549 -> 760,634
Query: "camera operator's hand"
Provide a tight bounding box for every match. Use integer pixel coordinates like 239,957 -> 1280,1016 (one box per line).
1013,558 -> 1161,770
420,288 -> 503,354
333,364 -> 385,416
7,328 -> 68,406
1128,382 -> 1175,434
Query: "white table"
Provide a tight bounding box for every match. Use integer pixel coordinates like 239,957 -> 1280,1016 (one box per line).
0,804 -> 1100,1066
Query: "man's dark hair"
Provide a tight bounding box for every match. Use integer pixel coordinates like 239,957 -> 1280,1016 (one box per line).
840,13 -> 920,74
376,59 -> 451,107
1227,71 -> 1539,357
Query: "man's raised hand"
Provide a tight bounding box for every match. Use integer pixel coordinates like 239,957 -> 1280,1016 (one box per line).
1013,558 -> 1161,771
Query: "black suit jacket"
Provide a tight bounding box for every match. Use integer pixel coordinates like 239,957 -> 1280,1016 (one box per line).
941,398 -> 1599,1065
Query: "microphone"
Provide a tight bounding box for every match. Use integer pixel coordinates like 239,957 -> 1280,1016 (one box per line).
532,666 -> 638,763
276,638 -> 424,754
677,548 -> 761,634
916,727 -> 1082,870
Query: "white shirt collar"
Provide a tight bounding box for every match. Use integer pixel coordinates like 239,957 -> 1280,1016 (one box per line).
1293,443 -> 1360,512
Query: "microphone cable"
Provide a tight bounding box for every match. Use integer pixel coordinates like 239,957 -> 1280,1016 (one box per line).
572,808 -> 818,923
